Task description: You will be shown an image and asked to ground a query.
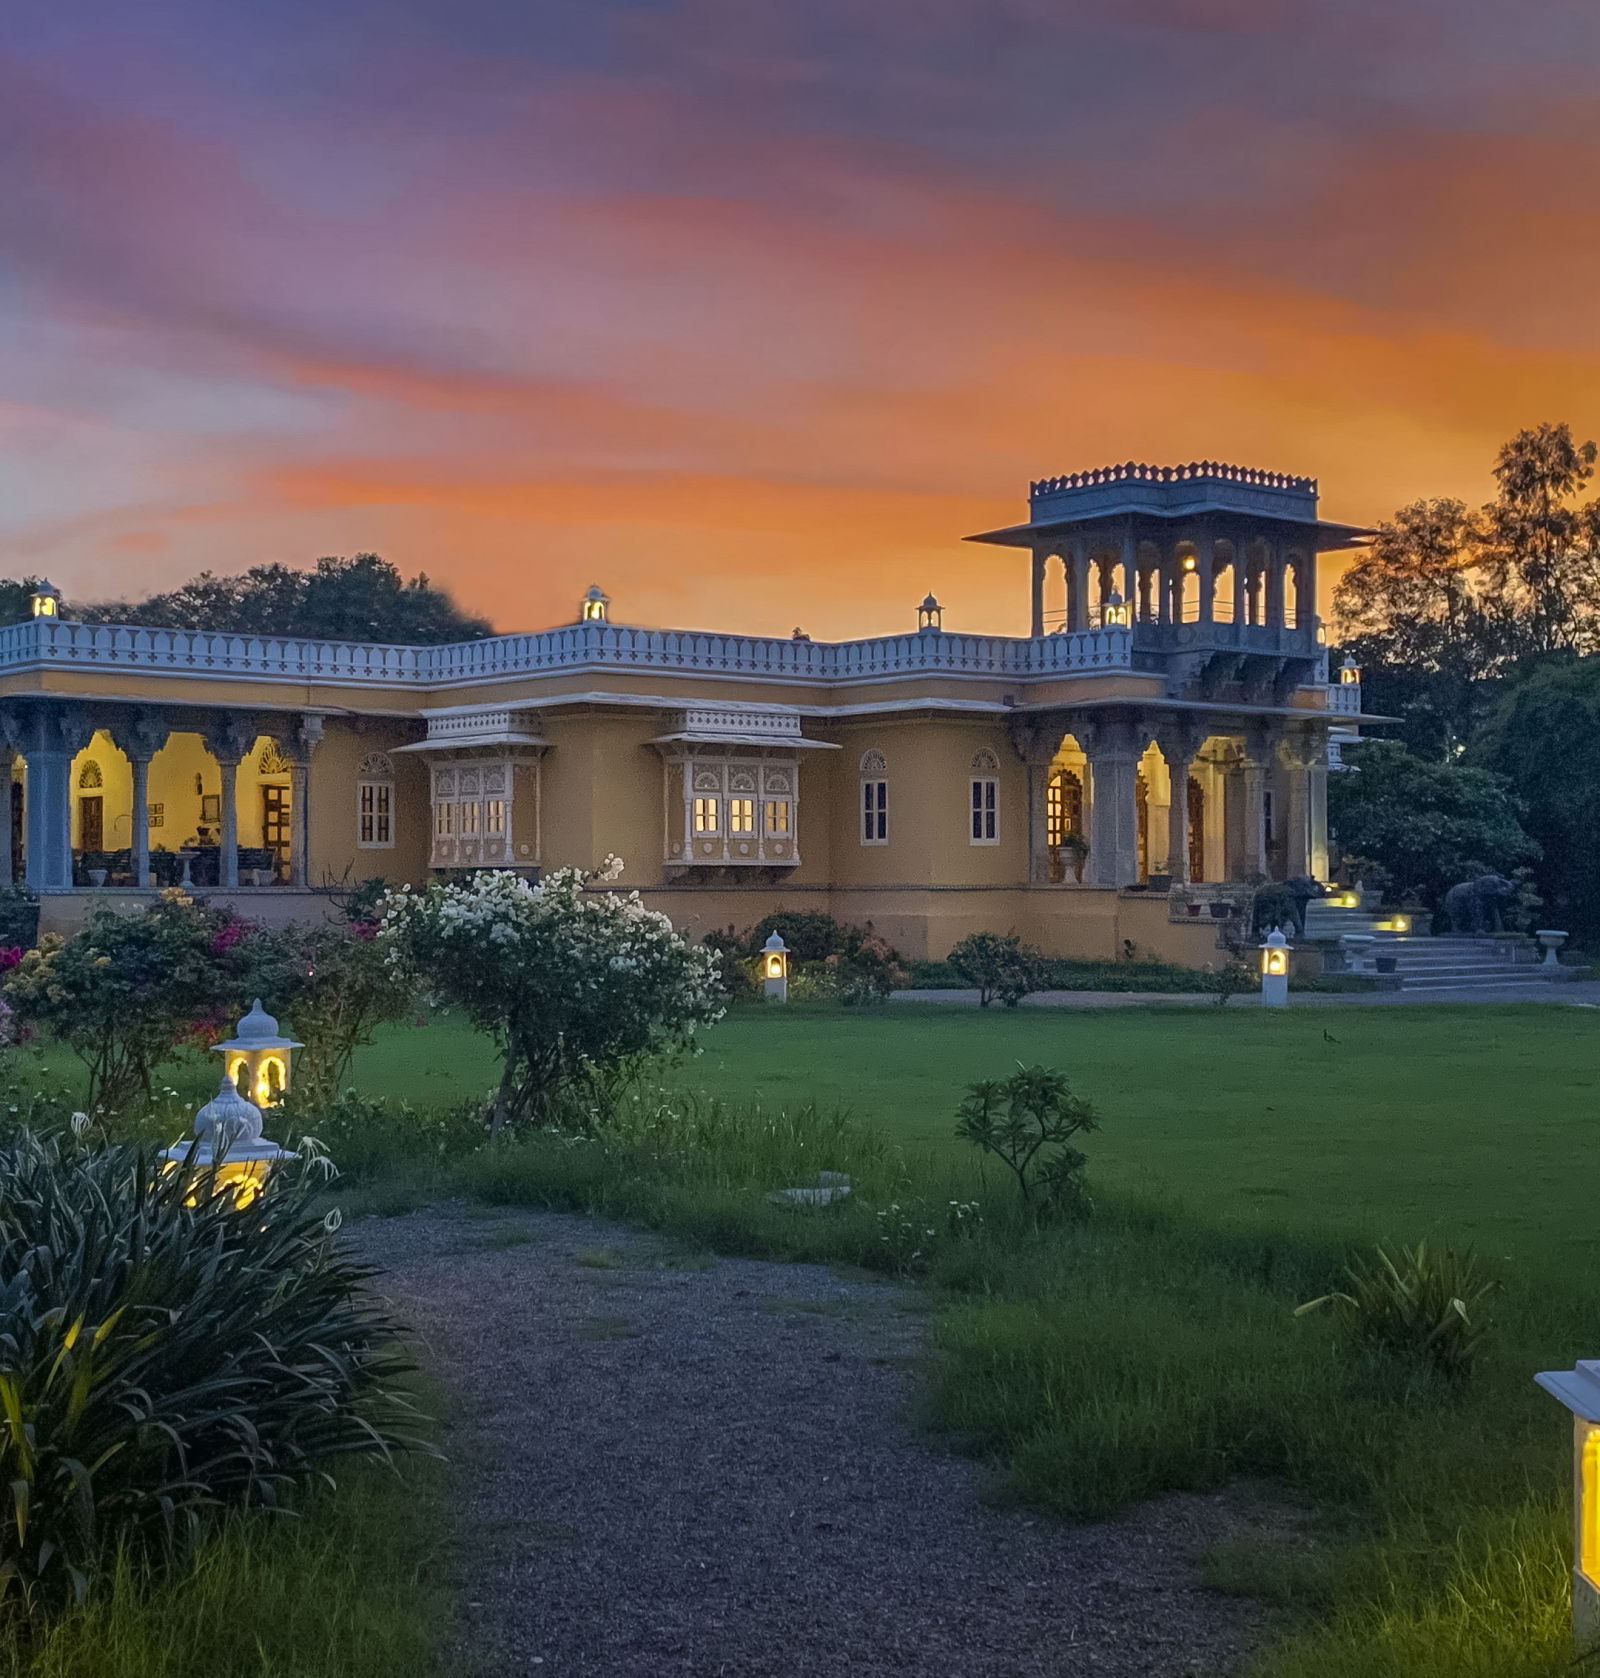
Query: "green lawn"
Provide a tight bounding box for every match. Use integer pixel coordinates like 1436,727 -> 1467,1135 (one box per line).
355,1000 -> 1600,1270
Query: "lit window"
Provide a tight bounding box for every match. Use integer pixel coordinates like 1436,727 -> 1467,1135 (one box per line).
434,802 -> 454,837
485,798 -> 505,834
357,754 -> 395,849
461,801 -> 481,836
971,778 -> 998,844
729,798 -> 755,834
861,780 -> 888,844
765,800 -> 789,835
694,797 -> 719,834
358,781 -> 393,848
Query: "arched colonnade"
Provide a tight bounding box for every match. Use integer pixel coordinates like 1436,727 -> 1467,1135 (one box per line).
1030,532 -> 1317,639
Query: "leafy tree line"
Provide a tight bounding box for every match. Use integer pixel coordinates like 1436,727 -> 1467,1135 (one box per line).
0,553 -> 490,644
1331,420 -> 1600,942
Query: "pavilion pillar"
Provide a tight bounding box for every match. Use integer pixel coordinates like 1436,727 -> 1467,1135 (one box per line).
17,704 -> 92,892
1083,714 -> 1142,888
1239,728 -> 1277,880
1069,540 -> 1091,633
1196,537 -> 1215,626
1266,540 -> 1286,629
108,708 -> 169,890
0,750 -> 15,889
1118,531 -> 1137,611
1030,548 -> 1048,639
203,713 -> 259,890
285,713 -> 324,889
1154,720 -> 1205,886
1157,544 -> 1174,625
1294,549 -> 1317,632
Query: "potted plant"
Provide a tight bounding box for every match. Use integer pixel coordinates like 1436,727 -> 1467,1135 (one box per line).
1059,832 -> 1089,883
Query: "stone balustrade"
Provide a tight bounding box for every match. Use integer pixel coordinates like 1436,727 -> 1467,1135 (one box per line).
0,616 -> 1138,691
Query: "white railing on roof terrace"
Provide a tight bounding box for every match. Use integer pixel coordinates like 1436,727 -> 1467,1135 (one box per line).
1326,682 -> 1362,715
1031,461 -> 1318,497
0,617 -> 1135,690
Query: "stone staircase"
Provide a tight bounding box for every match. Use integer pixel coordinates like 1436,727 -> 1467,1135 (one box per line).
1363,935 -> 1559,991
1301,889 -> 1566,990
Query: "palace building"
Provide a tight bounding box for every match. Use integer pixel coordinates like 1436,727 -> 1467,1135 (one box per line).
0,461 -> 1373,962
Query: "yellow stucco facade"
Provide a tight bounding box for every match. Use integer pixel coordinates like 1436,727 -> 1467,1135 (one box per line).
0,461 -> 1372,964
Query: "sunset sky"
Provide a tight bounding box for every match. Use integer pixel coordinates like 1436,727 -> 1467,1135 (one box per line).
3,0 -> 1598,640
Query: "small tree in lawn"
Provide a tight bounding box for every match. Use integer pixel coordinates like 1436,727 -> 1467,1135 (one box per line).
956,1064 -> 1099,1215
249,909 -> 417,1104
379,859 -> 725,1134
4,890 -> 255,1108
947,931 -> 1050,1007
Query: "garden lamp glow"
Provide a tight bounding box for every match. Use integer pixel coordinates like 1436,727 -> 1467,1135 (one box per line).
1259,927 -> 1289,1008
1535,1360 -> 1600,1649
762,932 -> 790,1003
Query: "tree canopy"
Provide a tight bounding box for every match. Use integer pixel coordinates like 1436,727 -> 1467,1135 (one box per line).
6,554 -> 492,643
1326,740 -> 1536,910
1472,657 -> 1600,940
1333,422 -> 1600,760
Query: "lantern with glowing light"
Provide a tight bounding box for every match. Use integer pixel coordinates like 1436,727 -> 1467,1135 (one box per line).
1536,1360 -> 1600,1649
30,581 -> 62,620
161,1076 -> 294,1206
1103,591 -> 1130,628
1259,926 -> 1289,1008
917,593 -> 943,633
213,998 -> 302,1106
1339,656 -> 1361,685
580,585 -> 610,623
761,932 -> 790,1002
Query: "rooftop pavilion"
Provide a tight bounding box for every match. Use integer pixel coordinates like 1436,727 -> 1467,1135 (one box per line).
966,460 -> 1374,666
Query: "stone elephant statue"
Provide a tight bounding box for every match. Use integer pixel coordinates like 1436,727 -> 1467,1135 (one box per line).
1442,873 -> 1516,937
1252,876 -> 1327,938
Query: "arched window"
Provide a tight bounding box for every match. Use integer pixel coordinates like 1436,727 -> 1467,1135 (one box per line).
357,752 -> 395,849
860,749 -> 887,844
970,748 -> 1000,845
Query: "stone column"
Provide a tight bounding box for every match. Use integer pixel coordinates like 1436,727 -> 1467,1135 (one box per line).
1069,541 -> 1091,633
1305,732 -> 1330,878
1082,714 -> 1142,888
1118,531 -> 1137,610
0,750 -> 15,888
1027,761 -> 1051,883
1265,540 -> 1286,630
1294,549 -> 1317,632
1239,728 -> 1278,880
203,713 -> 260,890
1196,537 -> 1215,626
1154,721 -> 1205,886
1237,538 -> 1256,625
17,704 -> 92,892
286,713 -> 324,889
1030,548 -> 1048,638
1277,732 -> 1316,879
108,708 -> 168,890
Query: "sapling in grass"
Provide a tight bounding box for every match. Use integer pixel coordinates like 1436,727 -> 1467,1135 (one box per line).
955,1063 -> 1099,1213
1295,1240 -> 1498,1383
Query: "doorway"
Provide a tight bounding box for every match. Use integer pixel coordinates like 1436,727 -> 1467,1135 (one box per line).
262,784 -> 291,881
79,796 -> 103,854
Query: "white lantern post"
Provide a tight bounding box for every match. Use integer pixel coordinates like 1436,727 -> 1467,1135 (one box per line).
161,1077 -> 295,1207
212,998 -> 302,1106
761,932 -> 790,1003
1260,926 -> 1289,1008
1535,1361 -> 1600,1649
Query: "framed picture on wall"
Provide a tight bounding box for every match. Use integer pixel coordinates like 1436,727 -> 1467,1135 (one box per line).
200,794 -> 221,821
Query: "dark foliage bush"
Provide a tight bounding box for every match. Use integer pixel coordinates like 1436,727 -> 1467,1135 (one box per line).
0,1134 -> 421,1607
946,931 -> 1051,1007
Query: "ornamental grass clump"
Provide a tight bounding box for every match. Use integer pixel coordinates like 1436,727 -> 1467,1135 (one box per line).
1295,1240 -> 1498,1384
379,858 -> 725,1133
0,1133 -> 421,1609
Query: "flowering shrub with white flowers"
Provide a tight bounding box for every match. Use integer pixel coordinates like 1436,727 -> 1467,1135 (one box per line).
379,858 -> 725,1132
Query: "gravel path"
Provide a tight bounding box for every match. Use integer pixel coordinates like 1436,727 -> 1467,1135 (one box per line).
354,1206 -> 1269,1678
